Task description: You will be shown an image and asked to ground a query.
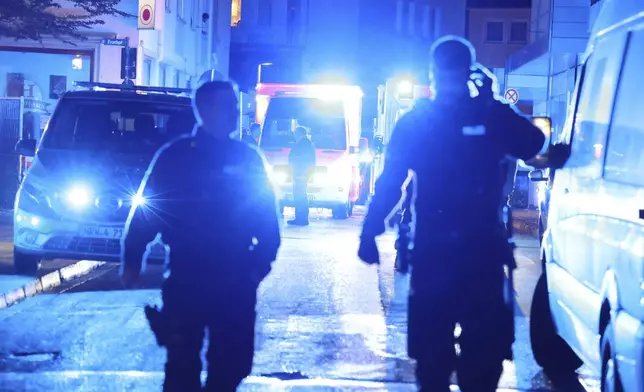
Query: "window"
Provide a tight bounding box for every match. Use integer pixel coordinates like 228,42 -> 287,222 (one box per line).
510,21 -> 528,43
174,71 -> 181,88
257,0 -> 272,26
395,0 -> 403,33
568,32 -> 627,177
485,21 -> 503,42
407,1 -> 415,35
604,30 -> 644,186
262,98 -> 347,150
40,99 -> 195,154
190,0 -> 197,27
143,58 -> 152,86
177,0 -> 185,20
231,0 -> 241,26
421,5 -> 431,39
159,64 -> 167,87
165,0 -> 171,12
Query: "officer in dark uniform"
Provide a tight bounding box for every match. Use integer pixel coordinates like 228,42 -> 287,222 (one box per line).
288,126 -> 316,226
250,122 -> 262,143
358,36 -> 549,392
120,80 -> 281,392
241,127 -> 257,145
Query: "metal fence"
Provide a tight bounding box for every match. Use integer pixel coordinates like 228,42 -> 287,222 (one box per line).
0,97 -> 23,209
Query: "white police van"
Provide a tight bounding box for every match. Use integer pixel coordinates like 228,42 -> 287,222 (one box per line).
528,0 -> 644,390
13,82 -> 195,275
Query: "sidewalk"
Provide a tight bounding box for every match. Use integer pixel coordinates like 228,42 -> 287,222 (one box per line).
0,214 -> 104,309
512,209 -> 539,237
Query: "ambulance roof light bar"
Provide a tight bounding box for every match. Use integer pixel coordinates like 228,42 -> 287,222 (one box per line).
73,82 -> 192,96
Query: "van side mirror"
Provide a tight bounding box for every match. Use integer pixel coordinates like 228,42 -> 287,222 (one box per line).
15,139 -> 37,157
529,169 -> 547,182
373,136 -> 384,154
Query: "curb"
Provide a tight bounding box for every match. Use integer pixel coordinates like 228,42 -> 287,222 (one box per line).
0,260 -> 105,310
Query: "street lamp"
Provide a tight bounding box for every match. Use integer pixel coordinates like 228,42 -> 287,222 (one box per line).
257,62 -> 273,85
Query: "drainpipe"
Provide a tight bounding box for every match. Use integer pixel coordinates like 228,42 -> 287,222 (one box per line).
545,0 -> 554,117
206,0 -> 215,71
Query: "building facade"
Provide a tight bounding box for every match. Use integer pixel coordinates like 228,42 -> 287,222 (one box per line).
229,0 -> 466,120
505,0 -> 603,138
466,0 -> 531,111
229,0 -> 467,88
0,0 -> 230,111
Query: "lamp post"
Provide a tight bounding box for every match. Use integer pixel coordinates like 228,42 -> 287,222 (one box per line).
257,62 -> 273,85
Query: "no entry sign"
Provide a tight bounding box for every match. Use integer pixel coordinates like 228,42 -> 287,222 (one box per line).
138,0 -> 155,29
504,88 -> 519,104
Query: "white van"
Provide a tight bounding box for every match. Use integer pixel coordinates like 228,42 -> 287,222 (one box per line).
528,0 -> 644,390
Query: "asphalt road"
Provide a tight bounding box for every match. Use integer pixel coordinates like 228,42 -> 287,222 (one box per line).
0,209 -> 598,391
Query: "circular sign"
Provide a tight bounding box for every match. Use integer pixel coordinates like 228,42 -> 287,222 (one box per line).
140,5 -> 153,26
504,88 -> 519,105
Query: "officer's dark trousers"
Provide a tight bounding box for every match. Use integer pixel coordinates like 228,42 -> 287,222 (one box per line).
408,240 -> 514,392
160,276 -> 257,392
292,179 -> 309,222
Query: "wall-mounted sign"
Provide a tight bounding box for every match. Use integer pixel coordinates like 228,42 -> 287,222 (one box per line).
138,0 -> 155,30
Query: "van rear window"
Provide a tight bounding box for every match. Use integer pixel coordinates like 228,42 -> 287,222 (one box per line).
40,98 -> 196,153
261,97 -> 347,150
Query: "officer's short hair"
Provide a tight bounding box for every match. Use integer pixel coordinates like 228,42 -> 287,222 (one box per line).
430,36 -> 475,71
193,80 -> 238,108
294,126 -> 308,135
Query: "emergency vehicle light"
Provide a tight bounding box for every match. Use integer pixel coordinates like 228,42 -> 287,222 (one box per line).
397,80 -> 414,97
256,83 -> 363,100
532,116 -> 551,138
73,82 -> 192,96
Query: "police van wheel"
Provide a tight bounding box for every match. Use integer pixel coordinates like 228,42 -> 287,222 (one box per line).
530,273 -> 582,381
13,250 -> 41,276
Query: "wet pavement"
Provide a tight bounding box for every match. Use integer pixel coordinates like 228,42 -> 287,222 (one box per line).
0,209 -> 597,391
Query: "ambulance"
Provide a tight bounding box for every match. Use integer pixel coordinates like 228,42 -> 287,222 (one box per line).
255,82 -> 365,219
365,77 -> 431,198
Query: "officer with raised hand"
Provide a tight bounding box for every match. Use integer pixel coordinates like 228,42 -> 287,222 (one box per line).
358,36 -> 548,392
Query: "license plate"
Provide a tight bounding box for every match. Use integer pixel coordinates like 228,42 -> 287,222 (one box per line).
81,226 -> 123,239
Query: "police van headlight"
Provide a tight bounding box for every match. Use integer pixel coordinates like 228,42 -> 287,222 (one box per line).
310,171 -> 327,185
267,166 -> 289,185
316,160 -> 352,188
65,184 -> 92,209
359,150 -> 373,163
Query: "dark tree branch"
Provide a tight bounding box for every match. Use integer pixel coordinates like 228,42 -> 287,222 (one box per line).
0,0 -> 135,45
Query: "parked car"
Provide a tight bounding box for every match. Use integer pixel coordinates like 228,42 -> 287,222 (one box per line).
529,1 -> 644,391
13,82 -> 195,275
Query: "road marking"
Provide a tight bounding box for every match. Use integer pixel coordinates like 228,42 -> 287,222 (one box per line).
0,260 -> 105,310
0,371 -> 561,391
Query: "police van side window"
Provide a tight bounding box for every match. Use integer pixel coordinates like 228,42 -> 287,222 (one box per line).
567,32 -> 628,177
603,28 -> 644,186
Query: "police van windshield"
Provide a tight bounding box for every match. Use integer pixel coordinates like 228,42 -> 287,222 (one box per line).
261,97 -> 347,150
40,98 -> 196,154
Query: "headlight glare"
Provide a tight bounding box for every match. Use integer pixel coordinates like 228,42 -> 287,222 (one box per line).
66,185 -> 92,208
132,194 -> 146,207
272,170 -> 289,184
